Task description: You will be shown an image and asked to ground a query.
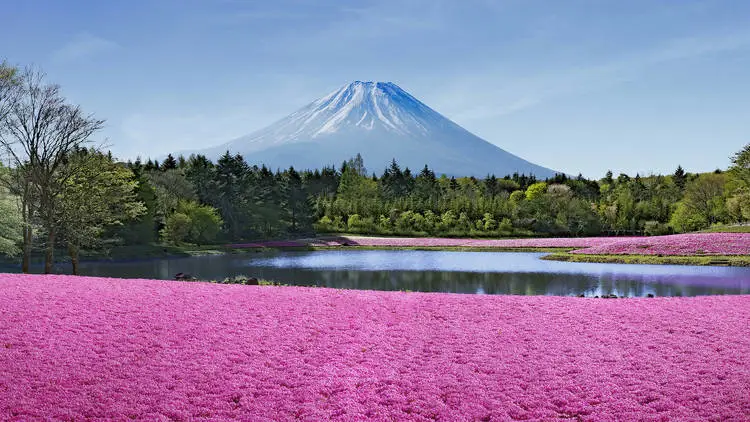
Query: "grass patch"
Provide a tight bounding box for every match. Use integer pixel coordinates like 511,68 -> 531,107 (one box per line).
700,225 -> 750,233
80,244 -> 195,261
543,253 -> 750,267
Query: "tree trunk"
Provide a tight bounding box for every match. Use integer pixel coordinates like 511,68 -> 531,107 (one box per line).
44,228 -> 55,274
68,243 -> 79,275
21,201 -> 32,273
22,225 -> 32,273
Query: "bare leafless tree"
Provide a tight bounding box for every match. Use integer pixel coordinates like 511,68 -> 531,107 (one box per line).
0,67 -> 104,273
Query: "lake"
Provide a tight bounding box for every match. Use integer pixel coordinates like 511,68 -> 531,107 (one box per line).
63,250 -> 750,297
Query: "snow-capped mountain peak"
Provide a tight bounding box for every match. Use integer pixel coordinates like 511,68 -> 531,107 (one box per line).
197,81 -> 558,178
282,81 -> 436,139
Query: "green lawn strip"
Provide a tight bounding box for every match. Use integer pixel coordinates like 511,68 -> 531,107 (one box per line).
543,252 -> 750,267
80,244 -> 225,261
700,225 -> 750,233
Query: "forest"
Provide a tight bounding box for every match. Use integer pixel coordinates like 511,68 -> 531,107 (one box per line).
1,62 -> 750,273
120,148 -> 750,243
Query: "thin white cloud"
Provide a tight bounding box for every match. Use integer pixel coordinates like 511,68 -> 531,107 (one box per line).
52,33 -> 118,62
117,76 -> 325,159
436,30 -> 750,122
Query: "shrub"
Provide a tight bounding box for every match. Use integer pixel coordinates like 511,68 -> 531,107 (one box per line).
378,215 -> 391,231
332,216 -> 346,231
483,213 -> 497,231
315,215 -> 334,232
160,201 -> 223,245
525,182 -> 548,200
670,202 -> 708,233
457,212 -> 472,231
410,212 -> 427,232
347,214 -> 362,231
161,212 -> 191,244
395,211 -> 414,232
441,211 -> 457,229
185,203 -> 222,244
347,214 -> 376,233
643,221 -> 672,236
509,190 -> 525,203
498,218 -> 513,233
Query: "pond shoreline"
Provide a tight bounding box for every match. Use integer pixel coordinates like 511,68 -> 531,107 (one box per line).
5,233 -> 745,269
90,244 -> 750,268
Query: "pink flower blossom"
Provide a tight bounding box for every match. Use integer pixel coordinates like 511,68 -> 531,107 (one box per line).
312,235 -> 626,248
304,233 -> 750,256
1,274 -> 748,420
569,233 -> 750,256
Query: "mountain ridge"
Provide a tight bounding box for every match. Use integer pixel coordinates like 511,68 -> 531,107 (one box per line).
191,81 -> 558,178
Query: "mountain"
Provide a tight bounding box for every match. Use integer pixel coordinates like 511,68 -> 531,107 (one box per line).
196,81 -> 558,178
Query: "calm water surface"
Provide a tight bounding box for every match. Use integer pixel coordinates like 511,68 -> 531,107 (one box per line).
68,250 -> 750,297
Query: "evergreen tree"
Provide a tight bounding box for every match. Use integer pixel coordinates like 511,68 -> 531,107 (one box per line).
162,154 -> 178,171
674,165 -> 687,190
281,167 -> 312,233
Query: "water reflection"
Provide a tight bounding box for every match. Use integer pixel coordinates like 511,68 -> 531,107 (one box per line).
33,250 -> 750,297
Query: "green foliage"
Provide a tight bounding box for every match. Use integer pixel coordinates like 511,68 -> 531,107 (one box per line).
315,215 -> 334,232
729,143 -> 750,187
673,165 -> 687,190
146,168 -> 197,221
726,190 -> 750,222
115,167 -> 158,245
509,190 -> 525,203
160,201 -> 223,245
441,210 -> 457,228
525,182 -> 547,200
57,149 -> 146,267
482,213 -> 497,231
0,168 -> 22,256
643,221 -> 672,236
117,150 -> 748,243
670,202 -> 708,233
184,202 -> 223,244
680,173 -> 728,226
161,212 -> 192,244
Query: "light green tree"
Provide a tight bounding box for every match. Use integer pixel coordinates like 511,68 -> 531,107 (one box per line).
669,173 -> 727,232
729,143 -> 750,187
160,200 -> 223,245
56,149 -> 146,274
525,182 -> 548,200
0,166 -> 22,256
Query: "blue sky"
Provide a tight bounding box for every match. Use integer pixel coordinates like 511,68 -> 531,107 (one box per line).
1,0 -> 748,177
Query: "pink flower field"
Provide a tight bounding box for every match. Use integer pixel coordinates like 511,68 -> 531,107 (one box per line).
1,274 -> 749,421
308,233 -> 750,256
568,233 -> 750,256
321,236 -> 626,249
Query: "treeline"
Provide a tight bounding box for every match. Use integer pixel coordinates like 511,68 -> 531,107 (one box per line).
126,144 -> 750,244
2,60 -> 749,275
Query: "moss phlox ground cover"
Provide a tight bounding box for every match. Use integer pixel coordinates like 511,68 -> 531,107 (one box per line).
1,274 -> 748,420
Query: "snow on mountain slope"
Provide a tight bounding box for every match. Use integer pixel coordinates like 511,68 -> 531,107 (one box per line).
196,81 -> 558,178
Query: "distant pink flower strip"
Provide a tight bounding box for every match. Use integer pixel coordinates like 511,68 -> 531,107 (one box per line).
569,233 -> 750,256
1,274 -> 749,421
312,236 -> 627,248
307,233 -> 750,256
